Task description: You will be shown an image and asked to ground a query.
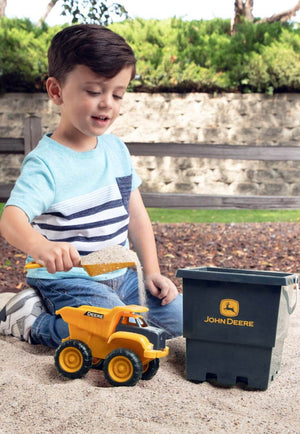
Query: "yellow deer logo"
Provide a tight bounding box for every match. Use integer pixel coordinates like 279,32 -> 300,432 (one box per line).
220,299 -> 239,317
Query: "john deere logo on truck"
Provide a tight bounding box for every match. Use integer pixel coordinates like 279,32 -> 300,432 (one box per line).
84,311 -> 104,319
220,299 -> 239,317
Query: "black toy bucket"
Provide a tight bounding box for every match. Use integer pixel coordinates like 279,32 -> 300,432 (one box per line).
176,267 -> 298,390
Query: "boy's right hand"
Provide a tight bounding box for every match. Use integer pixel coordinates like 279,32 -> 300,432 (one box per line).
29,240 -> 81,274
0,206 -> 81,274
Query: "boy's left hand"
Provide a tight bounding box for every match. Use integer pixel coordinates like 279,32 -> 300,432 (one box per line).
144,273 -> 179,306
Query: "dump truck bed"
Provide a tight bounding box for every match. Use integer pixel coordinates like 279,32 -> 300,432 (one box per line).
57,305 -> 149,340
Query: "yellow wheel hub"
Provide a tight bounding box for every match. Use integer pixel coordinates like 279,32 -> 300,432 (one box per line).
108,356 -> 133,382
59,347 -> 83,373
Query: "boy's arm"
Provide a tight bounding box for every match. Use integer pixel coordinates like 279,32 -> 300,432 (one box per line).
128,189 -> 178,305
0,206 -> 81,274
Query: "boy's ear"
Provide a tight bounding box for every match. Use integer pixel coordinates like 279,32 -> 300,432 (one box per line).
46,77 -> 63,105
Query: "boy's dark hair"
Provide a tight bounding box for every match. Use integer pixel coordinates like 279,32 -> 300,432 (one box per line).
48,24 -> 136,83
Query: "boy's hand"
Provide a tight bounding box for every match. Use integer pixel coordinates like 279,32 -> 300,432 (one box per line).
144,273 -> 179,306
0,206 -> 80,274
29,240 -> 81,274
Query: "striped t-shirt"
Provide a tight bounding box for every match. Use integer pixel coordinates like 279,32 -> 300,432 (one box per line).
6,133 -> 141,281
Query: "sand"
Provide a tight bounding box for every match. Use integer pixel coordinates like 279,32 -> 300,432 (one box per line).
0,291 -> 299,434
81,246 -> 146,306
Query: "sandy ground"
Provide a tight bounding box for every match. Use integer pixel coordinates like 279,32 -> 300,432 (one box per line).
0,291 -> 299,434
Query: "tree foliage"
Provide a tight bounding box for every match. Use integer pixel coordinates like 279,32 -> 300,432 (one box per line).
60,0 -> 128,25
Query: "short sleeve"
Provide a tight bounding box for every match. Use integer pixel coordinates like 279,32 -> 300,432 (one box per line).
6,155 -> 56,222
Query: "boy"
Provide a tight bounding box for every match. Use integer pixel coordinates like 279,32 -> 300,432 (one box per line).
0,24 -> 182,348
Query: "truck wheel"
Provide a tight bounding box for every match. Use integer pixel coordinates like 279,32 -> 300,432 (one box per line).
103,348 -> 143,387
54,339 -> 92,379
142,358 -> 160,380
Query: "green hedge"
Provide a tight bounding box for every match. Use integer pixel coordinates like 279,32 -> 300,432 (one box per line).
0,16 -> 299,93
0,18 -> 64,92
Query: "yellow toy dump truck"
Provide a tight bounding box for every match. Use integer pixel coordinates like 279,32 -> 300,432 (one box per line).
54,305 -> 169,386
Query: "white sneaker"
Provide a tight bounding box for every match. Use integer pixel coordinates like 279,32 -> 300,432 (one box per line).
0,288 -> 46,342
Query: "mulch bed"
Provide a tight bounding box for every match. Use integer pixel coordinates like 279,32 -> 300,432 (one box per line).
0,222 -> 299,294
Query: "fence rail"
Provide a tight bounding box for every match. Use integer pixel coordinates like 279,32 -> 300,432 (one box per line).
126,142 -> 300,209
140,192 -> 300,209
127,143 -> 300,161
0,116 -> 299,208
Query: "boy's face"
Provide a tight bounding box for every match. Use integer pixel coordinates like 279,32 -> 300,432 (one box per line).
48,64 -> 132,145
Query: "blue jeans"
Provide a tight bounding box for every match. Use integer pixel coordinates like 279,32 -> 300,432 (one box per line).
27,269 -> 183,348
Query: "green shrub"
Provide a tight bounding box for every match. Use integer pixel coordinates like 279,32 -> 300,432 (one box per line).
111,18 -> 300,93
0,17 -> 65,92
241,29 -> 300,92
0,16 -> 299,93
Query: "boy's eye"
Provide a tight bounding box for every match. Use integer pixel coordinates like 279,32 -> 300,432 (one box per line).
87,90 -> 101,96
113,94 -> 123,100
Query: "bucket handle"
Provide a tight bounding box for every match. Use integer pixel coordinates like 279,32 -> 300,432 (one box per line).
283,275 -> 299,315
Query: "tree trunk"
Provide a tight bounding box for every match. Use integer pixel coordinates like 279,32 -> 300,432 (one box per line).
256,1 -> 300,24
231,0 -> 300,34
231,0 -> 254,34
37,0 -> 60,27
0,0 -> 7,17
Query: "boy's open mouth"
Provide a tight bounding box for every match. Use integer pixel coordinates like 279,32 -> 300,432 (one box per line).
92,115 -> 109,122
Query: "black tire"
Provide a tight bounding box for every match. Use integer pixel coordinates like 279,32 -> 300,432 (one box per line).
54,339 -> 93,379
142,358 -> 160,380
103,348 -> 143,387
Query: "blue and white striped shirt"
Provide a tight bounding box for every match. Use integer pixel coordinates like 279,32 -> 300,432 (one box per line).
6,133 -> 141,280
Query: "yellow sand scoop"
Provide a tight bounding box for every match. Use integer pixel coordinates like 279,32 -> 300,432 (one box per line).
24,245 -> 138,276
24,260 -> 136,276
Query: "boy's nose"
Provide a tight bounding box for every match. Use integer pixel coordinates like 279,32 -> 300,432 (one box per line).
98,93 -> 113,108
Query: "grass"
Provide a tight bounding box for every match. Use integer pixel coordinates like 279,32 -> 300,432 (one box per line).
0,203 -> 299,223
147,208 -> 300,223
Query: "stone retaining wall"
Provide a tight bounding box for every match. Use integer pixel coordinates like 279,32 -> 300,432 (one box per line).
0,92 -> 299,196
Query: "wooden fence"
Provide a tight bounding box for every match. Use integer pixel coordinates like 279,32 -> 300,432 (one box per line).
1,116 -> 300,209
0,115 -> 42,201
